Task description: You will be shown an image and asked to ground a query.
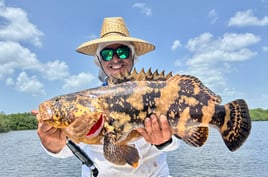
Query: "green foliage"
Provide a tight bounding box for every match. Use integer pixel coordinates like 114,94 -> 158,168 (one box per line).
249,108 -> 268,121
0,112 -> 10,132
0,112 -> 37,133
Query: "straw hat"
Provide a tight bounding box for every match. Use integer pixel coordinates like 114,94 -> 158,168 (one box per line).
76,17 -> 155,56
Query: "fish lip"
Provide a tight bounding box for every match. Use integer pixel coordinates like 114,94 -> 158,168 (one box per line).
38,103 -> 53,121
86,114 -> 104,138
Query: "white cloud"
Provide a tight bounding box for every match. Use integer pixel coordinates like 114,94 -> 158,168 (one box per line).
185,32 -> 260,65
0,41 -> 42,79
0,41 -> 95,94
228,9 -> 268,27
221,87 -> 238,97
208,9 -> 219,24
0,1 -> 43,47
63,72 -> 95,91
0,2 -> 96,96
186,32 -> 213,52
175,32 -> 260,96
171,40 -> 181,51
15,72 -> 45,96
180,63 -> 226,91
41,60 -> 70,80
132,3 -> 152,16
5,77 -> 14,86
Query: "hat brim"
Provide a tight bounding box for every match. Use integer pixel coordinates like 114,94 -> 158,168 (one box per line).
76,35 -> 155,56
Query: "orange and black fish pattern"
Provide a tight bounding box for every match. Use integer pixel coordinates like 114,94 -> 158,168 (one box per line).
38,68 -> 251,167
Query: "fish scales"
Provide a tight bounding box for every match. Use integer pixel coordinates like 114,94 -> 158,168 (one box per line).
37,68 -> 251,167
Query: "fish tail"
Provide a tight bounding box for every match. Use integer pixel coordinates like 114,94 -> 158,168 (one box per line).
215,99 -> 251,151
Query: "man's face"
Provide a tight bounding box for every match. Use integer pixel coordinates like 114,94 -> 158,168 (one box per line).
99,44 -> 134,79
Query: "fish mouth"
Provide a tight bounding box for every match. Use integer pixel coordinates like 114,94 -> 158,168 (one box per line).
38,103 -> 53,121
86,114 -> 104,138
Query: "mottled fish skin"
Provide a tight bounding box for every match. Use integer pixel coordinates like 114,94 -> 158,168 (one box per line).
38,68 -> 251,167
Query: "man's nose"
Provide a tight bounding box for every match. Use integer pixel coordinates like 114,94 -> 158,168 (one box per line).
111,54 -> 120,61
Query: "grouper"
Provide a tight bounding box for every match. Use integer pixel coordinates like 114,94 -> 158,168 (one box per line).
37,68 -> 251,167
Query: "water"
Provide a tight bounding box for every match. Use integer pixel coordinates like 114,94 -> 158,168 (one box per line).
167,121 -> 268,177
0,130 -> 81,177
0,122 -> 267,177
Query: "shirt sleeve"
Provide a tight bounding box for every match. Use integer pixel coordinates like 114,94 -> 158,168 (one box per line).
40,143 -> 74,158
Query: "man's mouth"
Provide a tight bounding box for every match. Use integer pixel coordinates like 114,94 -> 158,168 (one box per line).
86,114 -> 104,138
110,63 -> 124,70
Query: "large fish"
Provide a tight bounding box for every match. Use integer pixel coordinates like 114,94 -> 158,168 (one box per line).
37,68 -> 251,167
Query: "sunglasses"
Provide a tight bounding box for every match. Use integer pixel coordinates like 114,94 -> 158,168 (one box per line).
100,45 -> 131,61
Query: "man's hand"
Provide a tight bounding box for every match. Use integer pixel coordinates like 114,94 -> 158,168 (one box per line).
37,122 -> 67,153
32,110 -> 66,153
136,114 -> 172,146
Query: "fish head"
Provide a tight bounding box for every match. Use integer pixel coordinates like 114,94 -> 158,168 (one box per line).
38,93 -> 105,141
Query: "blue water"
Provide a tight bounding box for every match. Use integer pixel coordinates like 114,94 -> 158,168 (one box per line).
0,121 -> 267,177
168,121 -> 268,177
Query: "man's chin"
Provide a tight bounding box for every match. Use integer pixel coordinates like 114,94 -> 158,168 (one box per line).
110,69 -> 129,77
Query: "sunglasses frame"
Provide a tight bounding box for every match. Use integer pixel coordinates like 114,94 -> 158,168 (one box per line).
100,45 -> 131,61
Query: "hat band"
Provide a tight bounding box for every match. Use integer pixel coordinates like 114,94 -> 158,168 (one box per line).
101,31 -> 128,38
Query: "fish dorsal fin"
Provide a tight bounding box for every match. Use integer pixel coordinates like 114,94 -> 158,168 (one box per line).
107,68 -> 173,84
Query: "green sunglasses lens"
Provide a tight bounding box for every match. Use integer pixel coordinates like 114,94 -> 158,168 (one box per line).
100,49 -> 113,61
100,46 -> 130,61
116,46 -> 130,59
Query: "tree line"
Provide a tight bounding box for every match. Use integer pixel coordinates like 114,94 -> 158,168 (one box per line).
0,112 -> 37,133
249,108 -> 268,121
0,108 -> 267,133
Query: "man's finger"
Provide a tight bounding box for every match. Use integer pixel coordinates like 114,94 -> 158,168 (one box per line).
159,115 -> 172,139
136,128 -> 150,143
31,109 -> 39,115
150,114 -> 162,139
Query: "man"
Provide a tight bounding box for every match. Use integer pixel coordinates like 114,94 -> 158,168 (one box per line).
37,17 -> 179,177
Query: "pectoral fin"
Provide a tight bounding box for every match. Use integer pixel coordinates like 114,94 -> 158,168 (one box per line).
103,132 -> 139,168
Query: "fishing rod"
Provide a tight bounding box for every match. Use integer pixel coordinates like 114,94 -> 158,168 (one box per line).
66,139 -> 99,177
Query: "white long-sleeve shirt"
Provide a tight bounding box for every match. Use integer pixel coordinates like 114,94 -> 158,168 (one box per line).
45,136 -> 179,177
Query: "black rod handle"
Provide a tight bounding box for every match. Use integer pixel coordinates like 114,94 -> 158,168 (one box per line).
66,139 -> 99,177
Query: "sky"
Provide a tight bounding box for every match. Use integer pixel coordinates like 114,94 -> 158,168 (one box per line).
0,0 -> 268,114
